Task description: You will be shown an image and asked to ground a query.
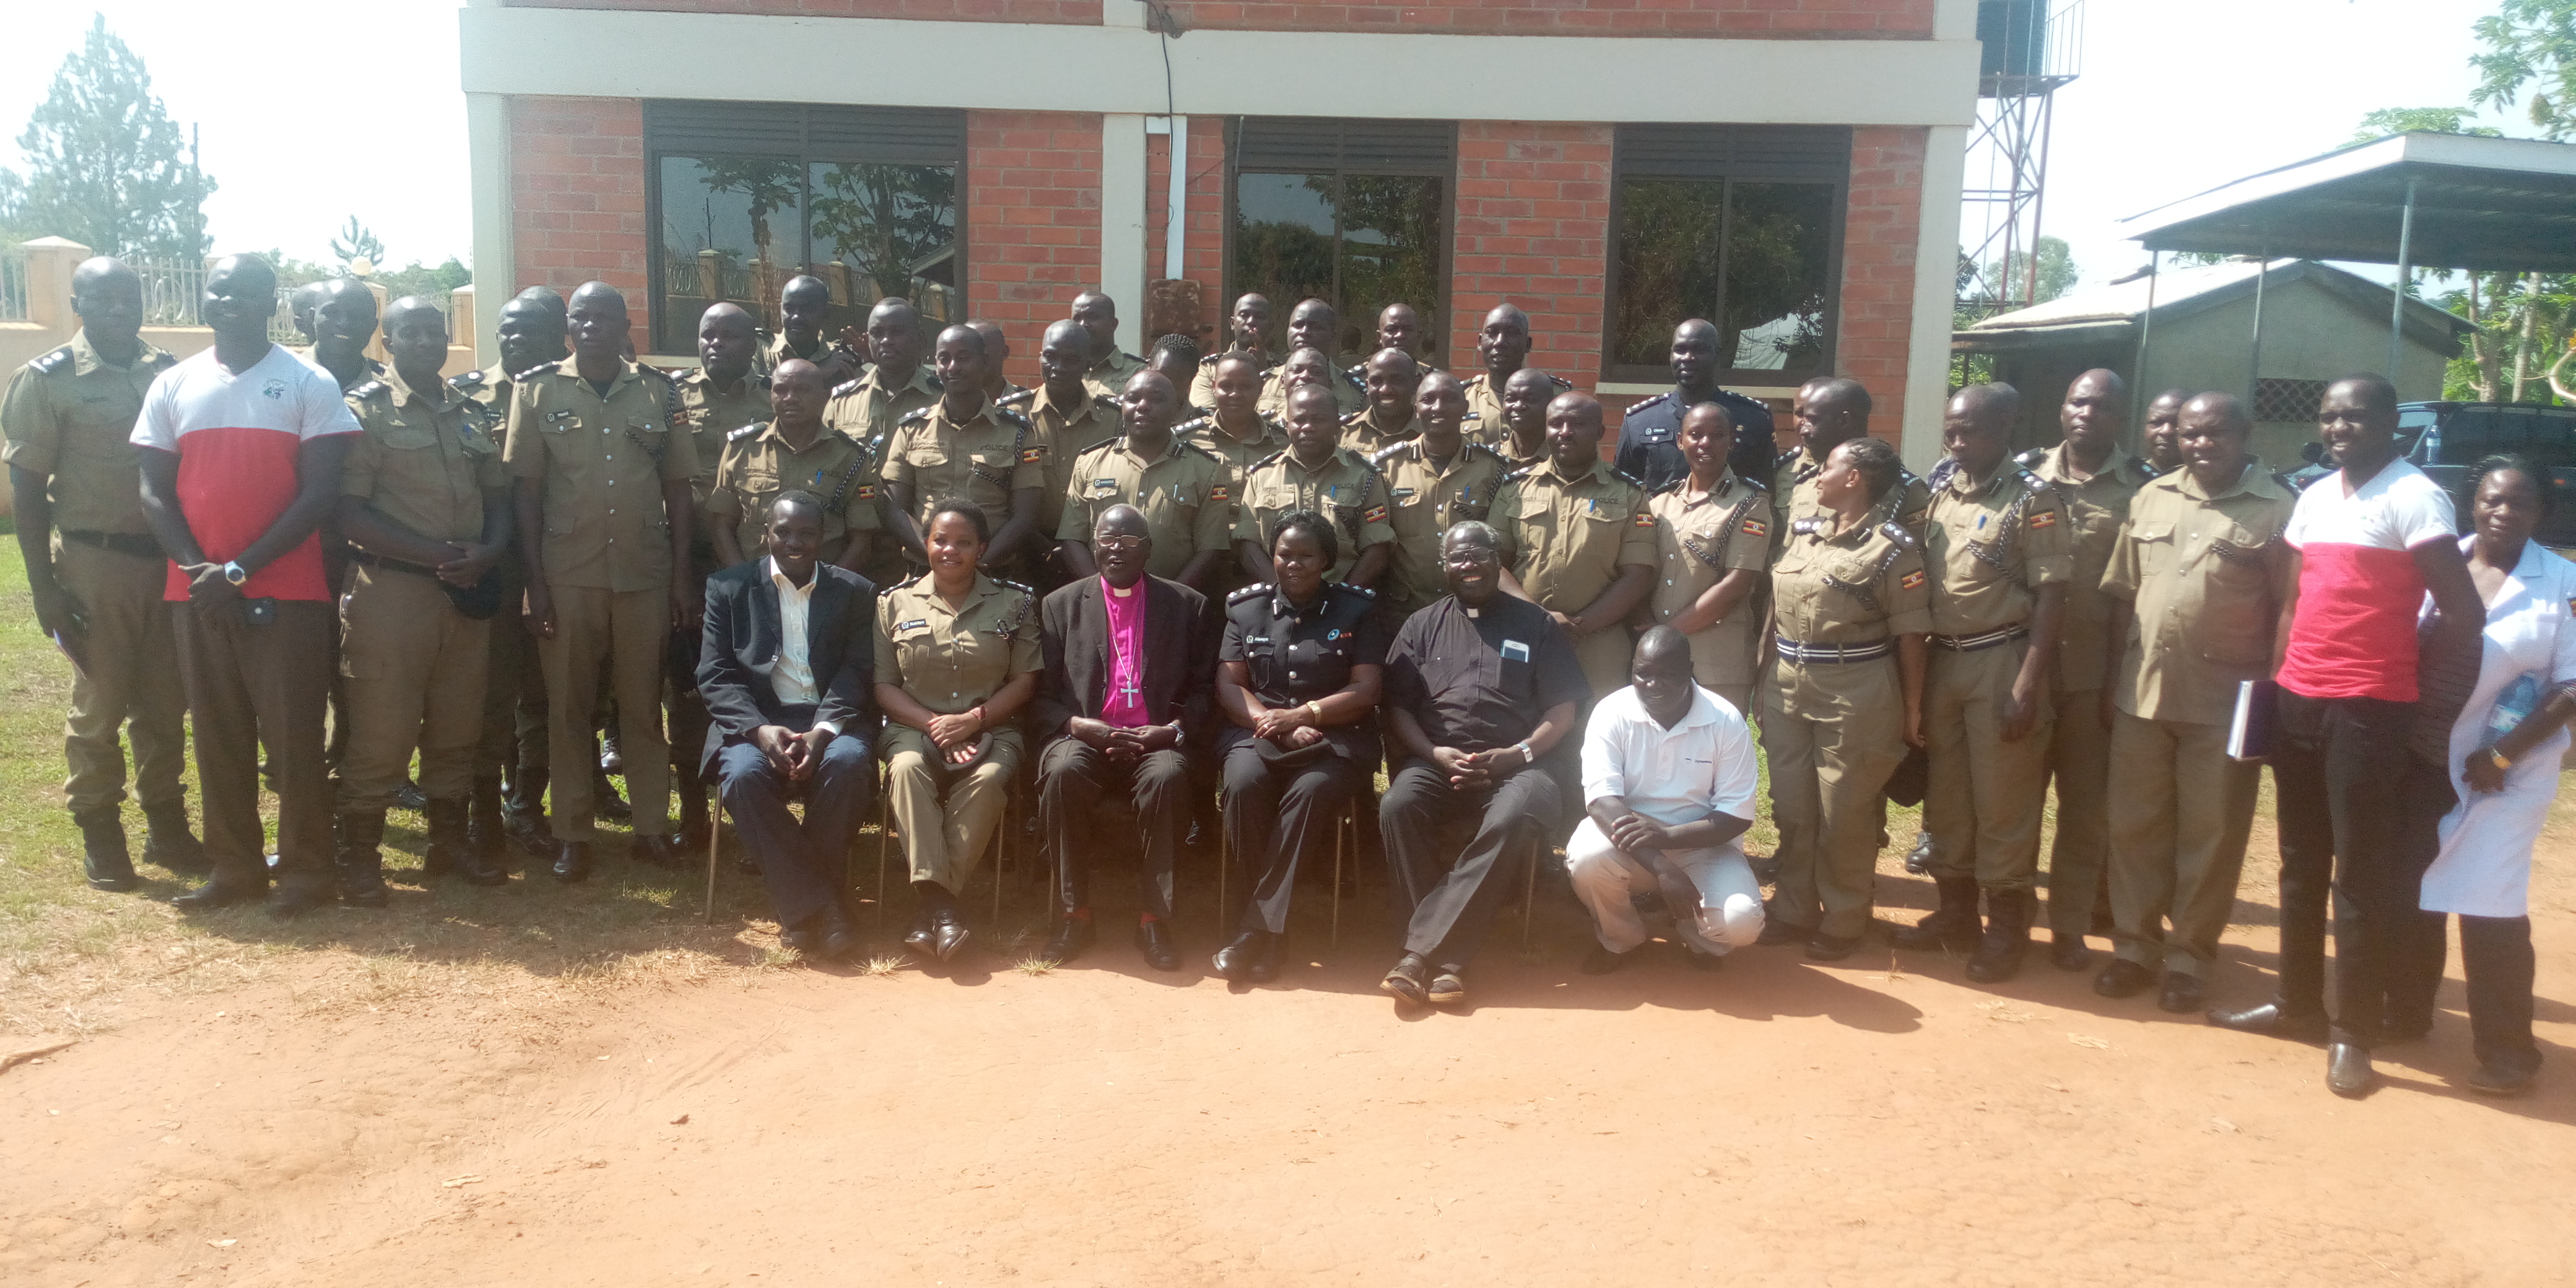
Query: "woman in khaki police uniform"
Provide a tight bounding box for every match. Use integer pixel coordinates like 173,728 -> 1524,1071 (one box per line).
874,498 -> 1042,961
1760,436 -> 1930,960
1640,402 -> 1771,716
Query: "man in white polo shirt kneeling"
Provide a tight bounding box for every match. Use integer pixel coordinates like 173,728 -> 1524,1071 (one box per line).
1567,625 -> 1765,973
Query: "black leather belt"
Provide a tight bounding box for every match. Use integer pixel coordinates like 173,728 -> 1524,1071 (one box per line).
350,548 -> 444,580
59,529 -> 163,559
1930,625 -> 2029,653
1773,637 -> 1893,664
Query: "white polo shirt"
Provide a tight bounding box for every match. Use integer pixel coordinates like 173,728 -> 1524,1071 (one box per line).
1578,684 -> 1760,833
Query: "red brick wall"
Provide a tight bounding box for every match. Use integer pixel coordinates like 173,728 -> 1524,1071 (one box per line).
1144,121 -> 1229,352
1837,126 -> 1926,446
510,97 -> 651,334
504,0 -> 1100,19
1447,121 -> 1614,402
1167,0 -> 1933,37
965,110 -> 1103,389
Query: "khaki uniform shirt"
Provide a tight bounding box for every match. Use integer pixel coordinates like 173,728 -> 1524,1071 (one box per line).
1080,350 -> 1149,403
1338,405 -> 1418,458
342,368 -> 507,546
2024,443 -> 2158,694
1235,446 -> 1396,585
1767,513 -> 1932,720
881,399 -> 1043,535
1186,347 -> 1269,408
503,359 -> 700,593
1488,429 -> 1549,474
1011,383 -> 1120,539
1257,364 -> 1365,419
1460,370 -> 1569,449
1775,443 -> 1932,536
1490,457 -> 1657,615
1646,470 -> 1773,686
293,347 -> 385,393
1921,459 -> 2074,638
1370,437 -> 1512,616
447,363 -> 518,418
874,572 -> 1042,716
674,368 -> 772,506
2102,462 -> 2297,726
823,362 -> 941,455
705,420 -> 883,561
1056,434 -> 1235,578
0,331 -> 176,536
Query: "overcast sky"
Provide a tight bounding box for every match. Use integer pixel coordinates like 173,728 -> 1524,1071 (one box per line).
0,1 -> 2526,284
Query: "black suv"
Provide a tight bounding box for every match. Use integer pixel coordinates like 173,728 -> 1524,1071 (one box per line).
2286,401 -> 2576,547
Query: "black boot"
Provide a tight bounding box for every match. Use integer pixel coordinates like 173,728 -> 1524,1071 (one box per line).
1892,876 -> 1981,952
73,806 -> 137,892
594,767 -> 631,821
427,798 -> 508,887
503,762 -> 552,856
334,809 -> 390,908
676,772 -> 710,850
1965,888 -> 2032,983
553,840 -> 594,883
468,775 -> 507,858
139,799 -> 210,875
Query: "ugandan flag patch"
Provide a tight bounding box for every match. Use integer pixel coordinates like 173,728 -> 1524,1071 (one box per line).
1362,505 -> 1388,524
1632,512 -> 1656,528
1740,517 -> 1769,537
1900,570 -> 1926,591
1020,447 -> 1043,463
2029,510 -> 2058,529
1211,485 -> 1230,502
855,485 -> 877,501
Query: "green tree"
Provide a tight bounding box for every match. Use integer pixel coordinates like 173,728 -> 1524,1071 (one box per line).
0,15 -> 212,258
1972,235 -> 2077,306
2349,107 -> 2504,144
331,216 -> 385,273
809,162 -> 958,313
2472,0 -> 2576,137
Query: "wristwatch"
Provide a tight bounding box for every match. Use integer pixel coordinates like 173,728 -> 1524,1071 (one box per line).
2489,747 -> 2514,772
1512,739 -> 1536,764
220,560 -> 248,587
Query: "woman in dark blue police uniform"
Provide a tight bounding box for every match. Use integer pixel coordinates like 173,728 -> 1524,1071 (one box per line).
1213,510 -> 1386,984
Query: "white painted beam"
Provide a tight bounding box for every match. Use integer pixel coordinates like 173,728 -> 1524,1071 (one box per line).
1904,123 -> 1969,471
1100,114 -> 1149,355
465,90 -> 511,369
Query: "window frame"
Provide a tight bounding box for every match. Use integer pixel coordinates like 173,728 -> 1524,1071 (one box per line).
642,100 -> 968,356
1219,116 -> 1459,363
1599,123 -> 1853,388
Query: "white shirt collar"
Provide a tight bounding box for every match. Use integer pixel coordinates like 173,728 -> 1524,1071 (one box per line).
766,555 -> 817,597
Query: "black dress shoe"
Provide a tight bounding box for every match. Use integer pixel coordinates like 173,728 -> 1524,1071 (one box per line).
1043,915 -> 1095,964
931,908 -> 970,961
632,834 -> 684,868
1427,965 -> 1468,1004
393,778 -> 430,813
171,879 -> 265,912
2048,933 -> 2092,972
2378,1017 -> 2433,1045
819,907 -> 860,962
2094,959 -> 2156,999
1580,944 -> 1633,975
2206,1000 -> 2330,1042
1212,929 -> 1266,981
2326,1042 -> 2377,1098
2466,1062 -> 2537,1097
902,912 -> 939,958
781,926 -> 823,957
2157,973 -> 2205,1015
1380,952 -> 1429,1004
1249,933 -> 1285,983
265,884 -> 334,921
552,841 -> 594,884
1749,854 -> 1781,885
1805,932 -> 1862,962
1756,919 -> 1809,947
1134,918 -> 1180,972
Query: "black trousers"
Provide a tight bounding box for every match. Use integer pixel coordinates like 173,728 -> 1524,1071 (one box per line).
714,725 -> 874,929
2269,692 -> 2446,1048
1380,759 -> 1559,967
2389,911 -> 2543,1076
1038,740 -> 1190,918
173,600 -> 337,892
1221,739 -> 1362,934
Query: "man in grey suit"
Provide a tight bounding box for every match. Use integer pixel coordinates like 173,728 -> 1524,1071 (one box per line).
698,492 -> 877,960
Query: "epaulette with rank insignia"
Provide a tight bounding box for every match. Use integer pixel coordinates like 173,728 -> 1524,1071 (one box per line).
1502,464 -> 1535,482
996,386 -> 1036,408
2136,459 -> 2162,479
1625,393 -> 1668,416
1178,439 -> 1222,464
1791,516 -> 1825,536
30,346 -> 73,375
448,369 -> 485,391
1340,409 -> 1365,425
1198,353 -> 1222,368
1175,415 -> 1212,436
1879,520 -> 1920,550
349,380 -> 388,400
727,421 -> 764,442
1370,441 -> 1409,466
1549,374 -> 1575,391
1609,466 -> 1647,491
830,376 -> 865,398
1333,582 -> 1376,600
1227,583 -> 1271,606
515,358 -> 567,382
1344,363 -> 1367,385
1464,442 -> 1506,467
896,406 -> 934,426
923,372 -> 944,391
1073,436 -> 1120,462
1248,448 -> 1289,471
1260,411 -> 1287,433
2015,466 -> 2053,494
2014,448 -> 2049,470
994,406 -> 1032,429
1925,457 -> 1962,490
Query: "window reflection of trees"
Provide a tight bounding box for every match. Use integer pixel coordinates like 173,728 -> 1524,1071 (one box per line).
1612,178 -> 1832,379
1232,172 -> 1443,359
656,154 -> 959,353
811,162 -> 959,326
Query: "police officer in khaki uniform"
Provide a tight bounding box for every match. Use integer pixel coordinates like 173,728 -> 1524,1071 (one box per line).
301,278 -> 386,393
1071,291 -> 1148,402
663,303 -> 774,847
881,325 -> 1046,572
333,298 -> 514,900
1339,348 -> 1424,458
1186,292 -> 1272,407
759,274 -> 861,386
2020,367 -> 2159,970
1019,319 -> 1125,573
1,255 -> 201,889
1370,370 -> 1509,622
1892,383 -> 2073,984
1483,366 -> 1559,469
1460,303 -> 1571,439
1489,390 -> 1658,700
1758,435 -> 1929,959
1186,353 -> 1290,492
967,320 -> 1028,405
1257,300 -> 1365,417
707,359 -> 881,572
874,499 -> 1042,961
1773,376 -> 1929,536
822,297 -> 941,451
505,282 -> 700,882
1057,370 -> 1234,589
1236,382 -> 1395,588
2094,392 -> 2293,1014
1640,403 -> 1770,716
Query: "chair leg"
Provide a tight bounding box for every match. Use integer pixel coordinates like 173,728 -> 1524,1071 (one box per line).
702,801 -> 721,925
1331,804 -> 1347,947
1519,832 -> 1538,951
874,793 -> 891,933
991,793 -> 1007,925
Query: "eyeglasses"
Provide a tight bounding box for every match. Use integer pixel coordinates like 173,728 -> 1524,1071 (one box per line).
1094,534 -> 1146,550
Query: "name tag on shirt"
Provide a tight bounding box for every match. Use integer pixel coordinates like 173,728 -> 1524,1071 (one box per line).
1501,640 -> 1531,663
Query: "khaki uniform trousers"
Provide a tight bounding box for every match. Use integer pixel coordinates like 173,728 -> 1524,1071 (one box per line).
883,724 -> 1022,892
52,538 -> 187,814
2041,685 -> 2113,936
540,586 -> 672,841
1572,625 -> 1635,702
1924,641 -> 2054,893
1763,678 -> 1908,939
2106,711 -> 2258,978
477,559 -> 547,778
338,566 -> 491,811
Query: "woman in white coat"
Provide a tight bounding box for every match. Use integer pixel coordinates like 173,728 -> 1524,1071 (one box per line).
2395,456 -> 2574,1096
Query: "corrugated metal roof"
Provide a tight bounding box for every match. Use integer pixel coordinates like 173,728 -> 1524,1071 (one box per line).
1956,258 -> 2471,352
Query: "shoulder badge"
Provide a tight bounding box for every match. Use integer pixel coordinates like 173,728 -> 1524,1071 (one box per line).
995,406 -> 1032,429
1370,441 -> 1409,465
1878,520 -> 1920,550
1462,373 -> 1487,391
1198,353 -> 1222,368
1073,435 -> 1120,461
1248,448 -> 1288,472
1178,439 -> 1222,464
1550,374 -> 1575,391
830,377 -> 865,398
2135,458 -> 2162,480
1790,516 -> 1825,536
992,577 -> 1033,595
349,379 -> 389,400
1227,583 -> 1271,606
1650,477 -> 1682,497
897,406 -> 934,426
2015,467 -> 2051,494
1175,415 -> 1212,435
1333,581 -> 1376,601
30,346 -> 74,375
1609,466 -> 1647,492
1925,458 -> 1962,491
2014,447 -> 2048,470
1344,363 -> 1367,385
1340,409 -> 1365,425
1502,464 -> 1535,482
727,421 -> 764,442
1625,393 -> 1668,416
996,386 -> 1035,408
447,369 -> 485,391
1260,411 -> 1287,434
1464,441 -> 1506,466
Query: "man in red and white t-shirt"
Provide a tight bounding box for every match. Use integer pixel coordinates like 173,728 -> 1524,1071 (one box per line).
133,255 -> 361,919
2207,373 -> 2484,1099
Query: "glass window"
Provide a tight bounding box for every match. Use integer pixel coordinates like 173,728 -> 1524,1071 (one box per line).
1229,119 -> 1453,360
807,161 -> 962,331
658,156 -> 803,354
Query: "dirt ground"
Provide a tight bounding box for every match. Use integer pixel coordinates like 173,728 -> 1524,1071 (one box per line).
4,819 -> 2572,1288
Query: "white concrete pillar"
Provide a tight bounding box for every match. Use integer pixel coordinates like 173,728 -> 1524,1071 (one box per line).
1099,112 -> 1149,355
1904,123 -> 1968,472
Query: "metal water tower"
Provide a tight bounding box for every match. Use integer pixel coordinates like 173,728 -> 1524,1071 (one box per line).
1959,0 -> 2084,316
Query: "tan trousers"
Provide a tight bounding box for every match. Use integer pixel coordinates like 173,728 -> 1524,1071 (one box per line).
884,723 -> 1021,892
1764,678 -> 1908,939
51,537 -> 187,814
2106,711 -> 2258,978
2042,685 -> 2113,935
337,565 -> 490,811
1924,641 -> 2053,892
1572,625 -> 1635,702
477,560 -> 546,776
541,586 -> 672,840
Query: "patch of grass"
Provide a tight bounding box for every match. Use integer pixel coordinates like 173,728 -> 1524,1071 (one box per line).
1012,955 -> 1056,975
